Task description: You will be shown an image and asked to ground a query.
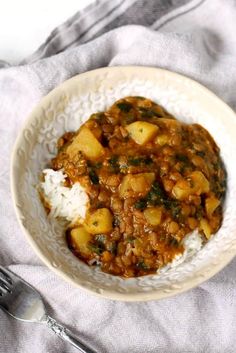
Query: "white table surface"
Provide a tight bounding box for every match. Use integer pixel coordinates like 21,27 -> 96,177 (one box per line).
0,0 -> 93,65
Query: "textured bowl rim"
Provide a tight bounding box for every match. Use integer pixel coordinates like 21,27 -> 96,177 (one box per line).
10,66 -> 236,302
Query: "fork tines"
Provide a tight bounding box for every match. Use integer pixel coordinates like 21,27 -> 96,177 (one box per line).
0,267 -> 13,285
0,267 -> 13,296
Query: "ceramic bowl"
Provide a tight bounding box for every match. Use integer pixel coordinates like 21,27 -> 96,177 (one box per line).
11,66 -> 236,301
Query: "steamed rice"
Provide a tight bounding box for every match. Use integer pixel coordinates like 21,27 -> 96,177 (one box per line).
160,230 -> 202,273
40,169 -> 89,222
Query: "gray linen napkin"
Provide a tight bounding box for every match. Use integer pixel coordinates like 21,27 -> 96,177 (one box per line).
1,0 -> 236,352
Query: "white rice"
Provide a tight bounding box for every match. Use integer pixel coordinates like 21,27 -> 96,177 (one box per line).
40,169 -> 89,222
160,230 -> 203,273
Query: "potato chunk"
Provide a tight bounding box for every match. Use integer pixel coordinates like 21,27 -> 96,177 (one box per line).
172,171 -> 210,200
144,207 -> 162,226
70,226 -> 92,255
205,196 -> 220,217
84,208 -> 113,234
126,121 -> 159,145
66,126 -> 104,160
119,173 -> 155,198
155,134 -> 168,146
190,171 -> 209,195
172,179 -> 192,200
200,218 -> 212,239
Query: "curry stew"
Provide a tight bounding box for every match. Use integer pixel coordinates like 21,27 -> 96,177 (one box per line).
51,97 -> 226,277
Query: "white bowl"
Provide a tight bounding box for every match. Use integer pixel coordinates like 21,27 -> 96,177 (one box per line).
11,66 -> 236,301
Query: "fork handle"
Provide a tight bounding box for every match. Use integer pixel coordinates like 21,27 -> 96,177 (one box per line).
45,315 -> 97,353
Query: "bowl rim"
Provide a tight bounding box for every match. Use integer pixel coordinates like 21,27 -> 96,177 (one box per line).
10,65 -> 236,301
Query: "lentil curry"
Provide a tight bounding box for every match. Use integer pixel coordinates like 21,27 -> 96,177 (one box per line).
50,97 -> 226,277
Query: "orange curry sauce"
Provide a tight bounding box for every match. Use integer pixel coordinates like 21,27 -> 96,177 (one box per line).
51,97 -> 226,277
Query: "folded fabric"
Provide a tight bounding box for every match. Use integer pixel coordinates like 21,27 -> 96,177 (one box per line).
1,0 -> 236,352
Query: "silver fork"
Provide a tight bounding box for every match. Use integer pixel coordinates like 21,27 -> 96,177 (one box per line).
0,266 -> 96,353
